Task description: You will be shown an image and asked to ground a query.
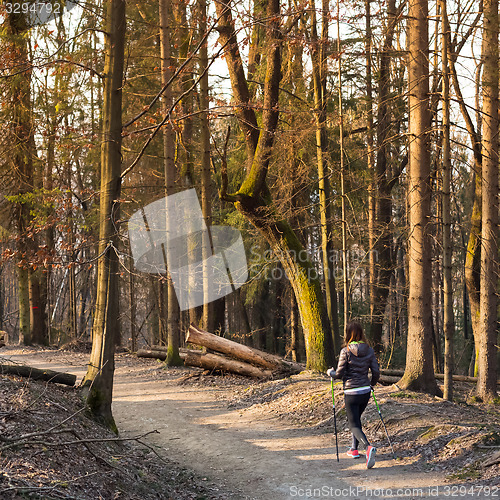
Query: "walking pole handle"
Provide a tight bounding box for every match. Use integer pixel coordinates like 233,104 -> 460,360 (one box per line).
371,387 -> 382,413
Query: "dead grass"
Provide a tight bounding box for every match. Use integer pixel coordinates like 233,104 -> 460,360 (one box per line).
0,373 -> 232,500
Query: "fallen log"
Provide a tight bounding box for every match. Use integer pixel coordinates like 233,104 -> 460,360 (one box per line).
137,349 -> 167,361
180,350 -> 272,379
186,324 -> 304,373
381,368 -> 500,385
0,364 -> 76,386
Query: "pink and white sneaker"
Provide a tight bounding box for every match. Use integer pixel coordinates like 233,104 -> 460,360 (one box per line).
366,445 -> 377,468
346,448 -> 360,459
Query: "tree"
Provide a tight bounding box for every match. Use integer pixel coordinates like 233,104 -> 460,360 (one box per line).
399,0 -> 440,395
477,0 -> 498,402
217,0 -> 335,370
82,0 -> 126,430
159,0 -> 182,366
440,0 -> 454,401
2,8 -> 40,346
310,0 -> 341,356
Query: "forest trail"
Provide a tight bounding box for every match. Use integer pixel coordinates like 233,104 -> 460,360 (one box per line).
3,348 -> 468,500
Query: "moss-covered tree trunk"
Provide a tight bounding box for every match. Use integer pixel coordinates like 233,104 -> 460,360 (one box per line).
217,0 -> 334,370
3,10 -> 33,345
446,11 -> 483,376
81,0 -> 126,431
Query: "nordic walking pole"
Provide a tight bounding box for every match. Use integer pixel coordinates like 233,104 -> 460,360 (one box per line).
371,388 -> 395,458
331,378 -> 339,462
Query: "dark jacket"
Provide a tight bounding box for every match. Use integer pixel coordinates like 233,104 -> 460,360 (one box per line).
334,342 -> 380,390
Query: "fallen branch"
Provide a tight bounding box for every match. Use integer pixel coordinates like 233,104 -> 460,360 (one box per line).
0,363 -> 76,386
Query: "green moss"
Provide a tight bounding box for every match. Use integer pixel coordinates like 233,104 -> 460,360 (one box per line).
481,431 -> 500,446
81,383 -> 118,434
418,426 -> 439,441
165,346 -> 183,367
389,391 -> 419,399
449,464 -> 481,481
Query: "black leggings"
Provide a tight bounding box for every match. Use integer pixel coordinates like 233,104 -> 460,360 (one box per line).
344,392 -> 371,450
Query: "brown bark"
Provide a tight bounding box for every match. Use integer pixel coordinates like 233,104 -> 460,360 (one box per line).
441,0 -> 454,401
477,0 -> 499,401
399,0 -> 440,395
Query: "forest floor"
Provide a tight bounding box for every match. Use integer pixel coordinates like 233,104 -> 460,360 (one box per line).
1,345 -> 499,500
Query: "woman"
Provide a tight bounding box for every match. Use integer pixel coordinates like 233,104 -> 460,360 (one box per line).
327,321 -> 380,469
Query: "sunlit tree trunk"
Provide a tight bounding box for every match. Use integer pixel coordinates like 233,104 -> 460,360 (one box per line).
399,0 -> 440,395
369,0 -> 396,353
477,0 -> 498,401
198,0 -> 214,333
82,0 -> 126,431
311,0 -> 340,356
160,0 -> 182,365
440,0 -> 454,401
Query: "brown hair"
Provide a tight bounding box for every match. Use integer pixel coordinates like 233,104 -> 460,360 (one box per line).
344,321 -> 368,346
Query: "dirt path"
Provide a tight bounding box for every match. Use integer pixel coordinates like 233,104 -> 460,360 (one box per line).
2,349 -> 470,500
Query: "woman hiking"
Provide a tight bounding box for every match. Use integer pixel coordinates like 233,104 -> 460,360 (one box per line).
327,321 -> 380,469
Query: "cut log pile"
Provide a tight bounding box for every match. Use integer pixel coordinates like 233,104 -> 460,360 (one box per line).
137,324 -> 305,379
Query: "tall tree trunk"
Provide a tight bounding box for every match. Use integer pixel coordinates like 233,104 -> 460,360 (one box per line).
399,0 -> 440,395
337,0 -> 349,329
311,0 -> 340,356
369,0 -> 397,353
81,0 -> 126,431
441,0 -> 454,401
199,0 -> 214,333
217,0 -> 334,370
477,0 -> 498,401
159,0 -> 182,366
5,10 -> 33,345
446,14 -> 483,376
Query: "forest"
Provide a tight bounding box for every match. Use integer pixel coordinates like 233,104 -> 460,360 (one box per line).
0,0 -> 499,428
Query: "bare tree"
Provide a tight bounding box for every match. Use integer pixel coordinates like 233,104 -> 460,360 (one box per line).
82,0 -> 126,430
